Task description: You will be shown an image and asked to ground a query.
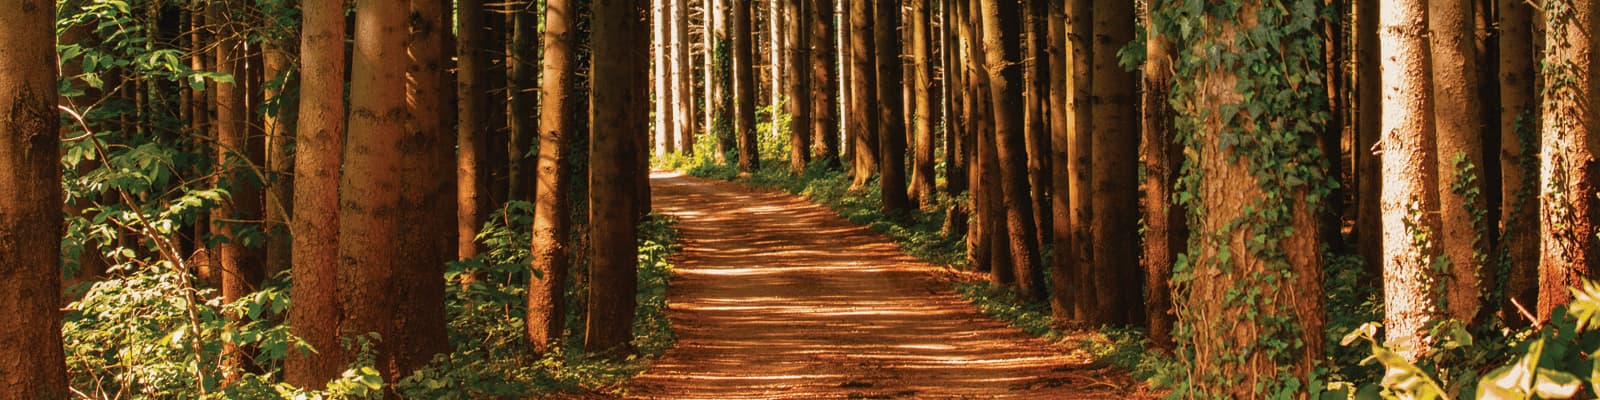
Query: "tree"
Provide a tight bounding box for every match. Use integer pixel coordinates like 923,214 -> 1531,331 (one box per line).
733,0 -> 760,171
1430,0 -> 1486,324
285,0 -> 347,386
1139,0 -> 1183,352
210,0 -> 266,376
785,0 -> 811,172
1063,0 -> 1096,323
654,0 -> 675,156
530,0 -> 580,354
710,0 -> 735,162
978,0 -> 1045,302
393,0 -> 454,377
847,0 -> 878,188
1089,0 -> 1141,325
941,0 -> 969,235
0,0 -> 69,395
672,0 -> 697,155
909,0 -> 938,208
1537,0 -> 1599,320
1498,0 -> 1539,322
1355,0 -> 1383,282
587,0 -> 647,353
809,0 -> 839,166
1047,0 -> 1073,322
340,0 -> 409,384
1379,0 -> 1444,361
1163,0 -> 1328,394
457,0 -> 492,261
1023,0 -> 1050,245
876,0 -> 910,214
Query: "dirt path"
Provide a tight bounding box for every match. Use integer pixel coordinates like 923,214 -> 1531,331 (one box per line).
622,172 -> 1146,399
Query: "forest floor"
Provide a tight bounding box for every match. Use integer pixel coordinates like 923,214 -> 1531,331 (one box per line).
617,172 -> 1152,399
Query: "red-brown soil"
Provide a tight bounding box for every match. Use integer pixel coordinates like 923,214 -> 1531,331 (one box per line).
620,172 -> 1151,399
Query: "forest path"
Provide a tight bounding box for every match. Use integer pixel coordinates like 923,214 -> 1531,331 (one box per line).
620,172 -> 1145,399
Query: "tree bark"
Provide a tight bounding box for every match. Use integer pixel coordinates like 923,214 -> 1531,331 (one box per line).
456,0 -> 492,261
1023,0 -> 1051,246
211,0 -> 266,378
340,0 -> 412,388
393,0 -> 454,380
809,0 -> 840,166
1498,0 -> 1539,324
263,41 -> 296,281
711,0 -> 735,163
1046,0 -> 1073,321
1356,0 -> 1384,285
673,0 -> 697,155
960,0 -> 991,273
1090,0 -> 1141,325
0,0 -> 68,394
1064,0 -> 1095,323
587,0 -> 647,354
910,0 -> 937,208
1139,2 -> 1183,352
979,0 -> 1046,302
787,0 -> 812,172
655,0 -> 675,157
848,0 -> 878,187
877,0 -> 910,214
1430,0 -> 1487,324
734,0 -> 760,171
285,0 -> 347,386
1537,0 -> 1599,321
530,0 -> 579,354
1380,0 -> 1445,361
508,4 -> 539,204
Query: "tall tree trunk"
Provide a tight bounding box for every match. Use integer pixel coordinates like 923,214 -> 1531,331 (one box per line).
711,0 -> 735,163
877,0 -> 910,214
1139,2 -> 1183,352
1537,0 -> 1599,321
212,0 -> 266,377
285,0 -> 347,386
1169,1 -> 1327,393
941,0 -> 969,236
1047,0 -> 1073,321
342,0 -> 407,384
960,0 -> 991,273
979,0 -> 1046,302
673,0 -> 697,155
1023,0 -> 1051,246
1356,0 -> 1384,284
910,0 -> 937,208
1431,0 -> 1487,324
394,0 -> 454,380
263,41 -> 296,280
848,0 -> 878,187
809,0 -> 840,166
487,6 -> 511,206
655,0 -> 675,156
457,0 -> 492,261
734,0 -> 760,171
1498,0 -> 1539,324
787,0 -> 812,172
1090,0 -> 1140,325
531,0 -> 579,353
1380,0 -> 1445,361
588,0 -> 647,354
0,0 -> 68,394
1064,0 -> 1096,323
508,4 -> 539,203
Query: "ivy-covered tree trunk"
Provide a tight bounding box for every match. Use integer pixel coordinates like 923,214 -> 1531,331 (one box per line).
876,0 -> 910,214
1537,0 -> 1599,321
1163,0 -> 1328,395
1379,0 -> 1446,361
979,0 -> 1045,302
1140,1 -> 1183,352
530,0 -> 579,355
1498,0 -> 1539,324
587,0 -> 646,354
711,0 -> 735,163
808,0 -> 839,166
848,0 -> 878,188
456,0 -> 492,262
733,0 -> 759,172
285,0 -> 347,386
0,0 -> 68,395
1090,0 -> 1141,325
1430,0 -> 1487,324
394,0 -> 454,379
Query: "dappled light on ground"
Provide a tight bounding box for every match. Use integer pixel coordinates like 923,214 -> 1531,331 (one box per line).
621,172 -> 1148,399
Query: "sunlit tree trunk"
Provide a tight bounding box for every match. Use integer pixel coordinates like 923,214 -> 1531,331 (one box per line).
910,0 -> 937,208
809,0 -> 840,166
1430,0 -> 1486,324
1537,0 -> 1599,321
1090,0 -> 1140,325
1140,1 -> 1183,352
1498,0 -> 1540,323
655,0 -> 675,156
394,0 -> 454,379
457,0 -> 491,262
877,0 -> 910,214
263,40 -> 296,279
673,0 -> 697,155
786,0 -> 811,172
960,0 -> 992,273
508,3 -> 538,203
979,0 -> 1046,302
711,0 -> 735,163
530,0 -> 579,353
1046,0 -> 1072,321
285,0 -> 346,386
734,0 -> 760,171
211,0 -> 266,378
941,0 -> 969,236
0,0 -> 68,394
1380,0 -> 1445,361
1023,0 -> 1051,246
848,0 -> 878,187
1064,0 -> 1096,323
588,0 -> 648,354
